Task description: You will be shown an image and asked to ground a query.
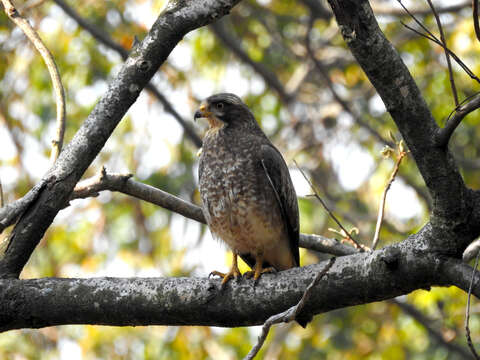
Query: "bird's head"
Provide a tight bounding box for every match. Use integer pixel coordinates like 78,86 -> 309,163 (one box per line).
194,93 -> 256,131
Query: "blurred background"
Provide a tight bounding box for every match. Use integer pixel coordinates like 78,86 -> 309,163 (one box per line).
0,0 -> 479,358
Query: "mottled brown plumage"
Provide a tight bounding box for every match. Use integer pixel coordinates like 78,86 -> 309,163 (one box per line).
194,93 -> 299,284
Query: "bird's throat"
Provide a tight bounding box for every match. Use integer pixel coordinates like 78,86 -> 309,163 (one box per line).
206,116 -> 225,136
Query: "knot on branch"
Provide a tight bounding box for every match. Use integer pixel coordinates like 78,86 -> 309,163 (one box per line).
381,247 -> 400,270
136,59 -> 152,73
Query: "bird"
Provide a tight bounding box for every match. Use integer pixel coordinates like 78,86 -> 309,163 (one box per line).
194,93 -> 300,286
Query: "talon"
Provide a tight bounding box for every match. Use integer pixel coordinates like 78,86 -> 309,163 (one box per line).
209,270 -> 227,279
209,252 -> 241,286
245,254 -> 276,282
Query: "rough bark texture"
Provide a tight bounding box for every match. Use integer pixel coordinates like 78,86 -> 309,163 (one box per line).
0,0 -> 241,279
327,0 -> 478,256
0,0 -> 480,332
1,236 -> 475,331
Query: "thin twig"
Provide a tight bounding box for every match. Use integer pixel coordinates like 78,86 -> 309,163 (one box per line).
244,257 -> 336,360
1,0 -> 66,163
465,247 -> 480,360
435,93 -> 480,147
474,0 -> 480,43
401,22 -> 480,82
374,1 -> 471,16
425,0 -> 458,106
72,168 -> 350,256
372,142 -> 408,250
398,1 -> 480,83
294,160 -> 368,252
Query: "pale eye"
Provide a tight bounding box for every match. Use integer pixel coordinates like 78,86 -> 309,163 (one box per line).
216,102 -> 224,110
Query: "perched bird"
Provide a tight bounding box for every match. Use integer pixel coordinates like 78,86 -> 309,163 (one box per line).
194,93 -> 300,285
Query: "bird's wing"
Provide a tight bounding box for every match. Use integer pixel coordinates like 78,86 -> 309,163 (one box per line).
260,143 -> 300,266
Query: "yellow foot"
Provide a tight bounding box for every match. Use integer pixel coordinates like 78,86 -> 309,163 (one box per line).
209,268 -> 241,285
244,266 -> 276,281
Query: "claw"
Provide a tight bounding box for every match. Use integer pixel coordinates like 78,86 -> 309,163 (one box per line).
209,270 -> 227,279
209,252 -> 241,286
244,254 -> 276,284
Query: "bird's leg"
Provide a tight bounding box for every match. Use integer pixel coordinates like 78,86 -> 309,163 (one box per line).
209,251 -> 241,285
244,254 -> 276,281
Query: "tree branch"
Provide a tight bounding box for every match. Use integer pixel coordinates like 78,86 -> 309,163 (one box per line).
70,168 -> 355,256
300,0 -> 472,19
71,169 -> 205,224
1,0 -> 66,162
435,94 -> 480,148
0,180 -> 47,234
464,238 -> 480,263
0,0 -> 242,279
52,0 -> 202,148
245,257 -> 336,360
440,257 -> 480,297
375,1 -> 471,17
327,0 -> 470,252
0,237 -> 456,332
425,0 -> 458,106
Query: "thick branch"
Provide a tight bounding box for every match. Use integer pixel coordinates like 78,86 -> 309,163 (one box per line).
327,0 -> 470,252
0,237 -> 455,332
441,257 -> 480,295
0,0 -> 242,279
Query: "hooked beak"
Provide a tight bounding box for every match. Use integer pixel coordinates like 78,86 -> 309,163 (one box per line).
194,101 -> 211,121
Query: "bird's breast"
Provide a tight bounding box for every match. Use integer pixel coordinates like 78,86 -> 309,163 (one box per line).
198,136 -> 286,255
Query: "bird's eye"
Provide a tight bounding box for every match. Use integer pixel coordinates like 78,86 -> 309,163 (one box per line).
216,102 -> 224,110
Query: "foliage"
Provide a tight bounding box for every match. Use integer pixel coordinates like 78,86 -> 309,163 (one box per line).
0,0 -> 479,358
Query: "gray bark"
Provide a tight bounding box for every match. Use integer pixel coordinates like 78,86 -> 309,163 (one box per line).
1,235 -> 477,332
0,0 -> 241,279
0,0 -> 479,333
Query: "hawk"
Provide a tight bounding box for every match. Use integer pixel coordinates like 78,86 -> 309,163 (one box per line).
194,93 -> 300,285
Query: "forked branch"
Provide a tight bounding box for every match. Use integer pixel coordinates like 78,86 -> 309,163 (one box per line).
435,94 -> 480,147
